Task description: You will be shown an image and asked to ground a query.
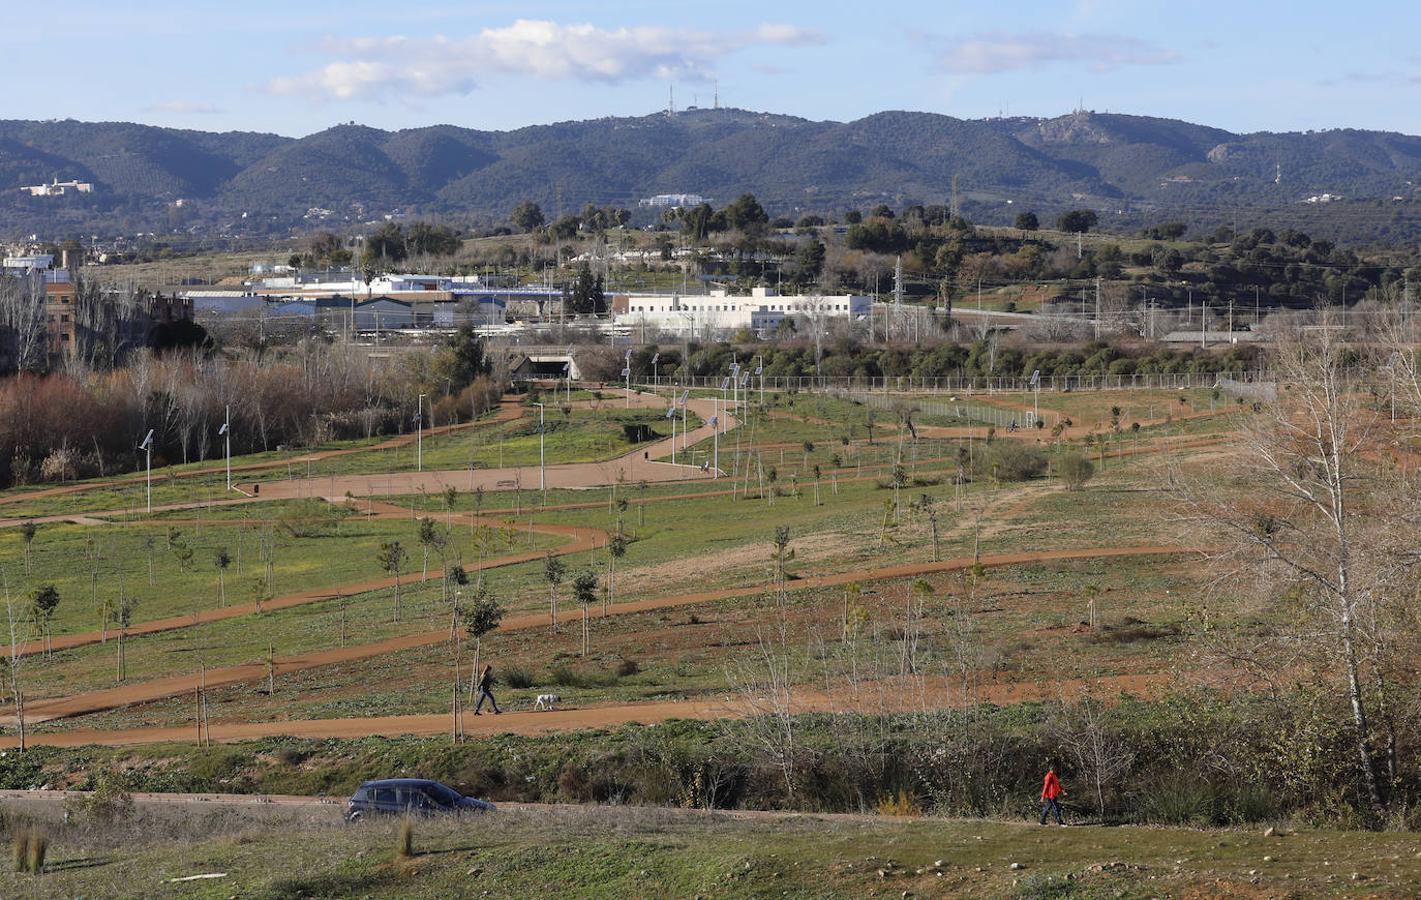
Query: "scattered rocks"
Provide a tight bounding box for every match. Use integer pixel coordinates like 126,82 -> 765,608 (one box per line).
933,860 -> 945,868
1263,855 -> 1273,863
1263,826 -> 1275,837
1010,862 -> 1024,871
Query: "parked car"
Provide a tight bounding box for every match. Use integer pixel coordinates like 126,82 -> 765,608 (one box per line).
346,778 -> 494,822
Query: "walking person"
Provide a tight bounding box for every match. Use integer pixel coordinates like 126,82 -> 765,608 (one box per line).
474,664 -> 501,715
1040,763 -> 1066,826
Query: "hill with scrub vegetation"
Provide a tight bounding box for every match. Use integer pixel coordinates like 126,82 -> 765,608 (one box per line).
4,108 -> 1421,243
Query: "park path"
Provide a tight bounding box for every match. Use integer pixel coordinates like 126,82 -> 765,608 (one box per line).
0,670 -> 1169,749
202,388 -> 738,503
5,544 -> 1197,726
0,401 -> 526,524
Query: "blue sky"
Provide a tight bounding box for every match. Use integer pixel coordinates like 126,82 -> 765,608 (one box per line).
8,0 -> 1418,137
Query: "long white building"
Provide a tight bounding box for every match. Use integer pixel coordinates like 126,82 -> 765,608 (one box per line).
612,287 -> 870,337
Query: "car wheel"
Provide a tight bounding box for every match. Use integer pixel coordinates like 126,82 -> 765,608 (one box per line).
347,810 -> 363,824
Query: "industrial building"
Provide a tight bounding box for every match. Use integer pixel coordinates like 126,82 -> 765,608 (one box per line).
611,287 -> 871,337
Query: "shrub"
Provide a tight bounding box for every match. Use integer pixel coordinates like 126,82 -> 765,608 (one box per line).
978,442 -> 1047,482
557,761 -> 591,801
13,828 -> 46,874
26,831 -> 45,875
65,767 -> 134,827
875,788 -> 922,817
396,818 -> 414,858
615,658 -> 641,678
503,667 -> 535,689
1058,452 -> 1095,491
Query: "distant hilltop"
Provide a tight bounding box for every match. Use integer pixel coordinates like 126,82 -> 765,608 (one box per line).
1,108 -> 1420,243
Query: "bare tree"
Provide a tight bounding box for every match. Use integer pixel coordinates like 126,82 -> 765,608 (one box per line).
1169,324 -> 1409,818
377,541 -> 409,623
3,570 -> 34,752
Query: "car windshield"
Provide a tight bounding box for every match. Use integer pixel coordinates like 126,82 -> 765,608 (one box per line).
424,783 -> 462,805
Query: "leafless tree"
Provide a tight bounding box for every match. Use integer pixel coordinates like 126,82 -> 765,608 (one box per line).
1168,322 -> 1413,818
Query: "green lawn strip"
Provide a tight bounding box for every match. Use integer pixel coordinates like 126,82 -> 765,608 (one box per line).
1,512 -> 561,637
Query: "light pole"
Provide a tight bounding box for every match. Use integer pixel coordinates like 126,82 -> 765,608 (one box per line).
711,402 -> 719,478
666,404 -> 677,465
219,405 -> 231,491
138,429 -> 154,514
416,393 -> 427,472
623,350 -> 632,407
679,389 -> 689,459
535,401 -> 545,491
651,352 -> 660,388
755,355 -> 764,406
1029,369 -> 1041,427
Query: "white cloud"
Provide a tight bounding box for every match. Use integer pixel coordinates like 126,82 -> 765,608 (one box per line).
935,31 -> 1180,75
144,100 -> 223,115
265,19 -> 825,101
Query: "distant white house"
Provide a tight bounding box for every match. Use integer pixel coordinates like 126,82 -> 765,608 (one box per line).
612,287 -> 871,337
22,178 -> 93,197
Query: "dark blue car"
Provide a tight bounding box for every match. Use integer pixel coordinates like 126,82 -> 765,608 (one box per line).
345,778 -> 495,822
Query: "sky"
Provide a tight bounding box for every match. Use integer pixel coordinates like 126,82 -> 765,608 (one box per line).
7,0 -> 1419,137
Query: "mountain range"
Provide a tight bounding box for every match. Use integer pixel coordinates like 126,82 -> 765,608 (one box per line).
3,108 -> 1420,244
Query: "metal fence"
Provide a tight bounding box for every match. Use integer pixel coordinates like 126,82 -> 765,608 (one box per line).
839,390 -> 1044,428
633,370 -> 1271,394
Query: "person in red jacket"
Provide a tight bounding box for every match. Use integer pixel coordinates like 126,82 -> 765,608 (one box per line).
1040,764 -> 1066,826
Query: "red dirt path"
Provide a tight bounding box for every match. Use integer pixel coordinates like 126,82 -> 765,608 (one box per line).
6,545 -> 1197,726
2,671 -> 1168,748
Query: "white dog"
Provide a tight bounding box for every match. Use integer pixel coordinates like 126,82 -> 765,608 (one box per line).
534,693 -> 561,711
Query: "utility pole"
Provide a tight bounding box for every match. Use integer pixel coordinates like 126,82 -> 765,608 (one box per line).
1094,277 -> 1101,340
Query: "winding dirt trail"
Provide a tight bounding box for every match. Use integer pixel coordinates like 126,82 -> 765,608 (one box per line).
7,545 -> 1197,726
213,389 -> 738,504
1,671 -> 1170,749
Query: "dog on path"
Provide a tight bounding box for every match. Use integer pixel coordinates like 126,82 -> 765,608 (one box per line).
534,693 -> 561,711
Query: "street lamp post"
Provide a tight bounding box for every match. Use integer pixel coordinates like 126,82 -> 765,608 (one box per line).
138,429 -> 154,514
219,405 -> 231,491
755,355 -> 764,406
417,393 -> 427,472
711,401 -> 719,478
535,402 -> 545,491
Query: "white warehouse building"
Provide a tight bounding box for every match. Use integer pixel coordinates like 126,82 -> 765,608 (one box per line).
612,287 -> 870,337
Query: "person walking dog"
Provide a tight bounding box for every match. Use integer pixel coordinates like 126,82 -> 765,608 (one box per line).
1040,764 -> 1066,826
474,664 -> 501,715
